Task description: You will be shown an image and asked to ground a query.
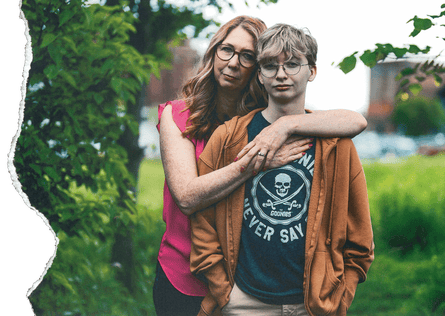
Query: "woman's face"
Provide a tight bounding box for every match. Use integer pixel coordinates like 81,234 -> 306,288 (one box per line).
213,26 -> 256,96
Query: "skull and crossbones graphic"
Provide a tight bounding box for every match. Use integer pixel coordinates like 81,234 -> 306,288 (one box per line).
260,173 -> 303,211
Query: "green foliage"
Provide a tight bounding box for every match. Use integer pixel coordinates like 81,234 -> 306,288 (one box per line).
17,0 -> 153,237
338,3 -> 445,97
30,203 -> 165,316
348,155 -> 445,315
29,159 -> 166,315
390,97 -> 445,136
19,0 -> 169,313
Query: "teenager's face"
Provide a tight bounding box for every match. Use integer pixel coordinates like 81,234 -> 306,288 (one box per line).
213,26 -> 256,95
258,52 -> 316,104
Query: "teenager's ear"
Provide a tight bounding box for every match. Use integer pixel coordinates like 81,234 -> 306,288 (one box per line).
308,65 -> 317,82
258,71 -> 264,85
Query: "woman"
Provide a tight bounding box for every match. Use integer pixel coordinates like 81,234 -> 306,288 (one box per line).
153,16 -> 367,316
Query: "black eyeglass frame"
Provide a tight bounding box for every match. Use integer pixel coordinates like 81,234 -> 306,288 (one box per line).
259,62 -> 311,78
215,44 -> 257,68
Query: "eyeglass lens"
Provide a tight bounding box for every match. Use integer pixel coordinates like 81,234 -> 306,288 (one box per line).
216,45 -> 256,68
260,62 -> 302,78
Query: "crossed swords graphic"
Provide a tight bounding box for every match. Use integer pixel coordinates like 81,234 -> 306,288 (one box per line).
259,182 -> 304,211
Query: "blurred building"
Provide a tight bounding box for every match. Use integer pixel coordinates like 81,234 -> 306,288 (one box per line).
144,40 -> 201,107
367,60 -> 445,133
139,40 -> 201,158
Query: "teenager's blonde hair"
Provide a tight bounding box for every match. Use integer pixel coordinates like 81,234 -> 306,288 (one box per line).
181,16 -> 268,140
256,23 -> 318,66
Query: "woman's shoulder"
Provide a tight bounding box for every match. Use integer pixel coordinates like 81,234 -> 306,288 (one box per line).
157,99 -> 190,133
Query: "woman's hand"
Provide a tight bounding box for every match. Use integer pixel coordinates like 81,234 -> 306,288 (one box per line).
268,136 -> 313,169
235,134 -> 313,174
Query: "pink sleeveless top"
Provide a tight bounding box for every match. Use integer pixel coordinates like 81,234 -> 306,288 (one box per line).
156,100 -> 208,296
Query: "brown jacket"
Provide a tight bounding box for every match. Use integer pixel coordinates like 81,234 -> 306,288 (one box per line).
190,109 -> 374,316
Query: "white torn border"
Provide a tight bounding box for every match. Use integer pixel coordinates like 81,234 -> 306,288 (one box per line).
6,0 -> 59,315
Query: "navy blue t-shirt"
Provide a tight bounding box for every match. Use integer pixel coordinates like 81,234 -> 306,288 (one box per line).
234,111 -> 315,305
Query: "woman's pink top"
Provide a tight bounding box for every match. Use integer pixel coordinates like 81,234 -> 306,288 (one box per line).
156,100 -> 208,296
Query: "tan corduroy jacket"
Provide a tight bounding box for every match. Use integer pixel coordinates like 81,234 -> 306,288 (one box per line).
190,109 -> 374,316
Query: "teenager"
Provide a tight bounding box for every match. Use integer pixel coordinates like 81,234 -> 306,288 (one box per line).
190,23 -> 374,316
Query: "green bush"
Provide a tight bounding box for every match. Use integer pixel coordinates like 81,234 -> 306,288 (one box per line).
363,155 -> 445,255
378,188 -> 445,254
409,254 -> 445,315
391,96 -> 445,136
30,202 -> 164,316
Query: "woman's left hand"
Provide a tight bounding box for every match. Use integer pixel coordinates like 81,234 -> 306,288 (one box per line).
235,117 -> 312,174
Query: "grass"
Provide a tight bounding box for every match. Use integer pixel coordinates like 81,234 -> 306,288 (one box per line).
137,159 -> 165,211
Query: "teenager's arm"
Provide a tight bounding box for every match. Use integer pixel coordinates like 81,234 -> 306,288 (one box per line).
237,109 -> 367,172
337,142 -> 374,313
160,105 -> 311,215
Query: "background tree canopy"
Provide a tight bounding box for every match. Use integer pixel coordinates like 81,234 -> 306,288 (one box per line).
338,3 -> 445,99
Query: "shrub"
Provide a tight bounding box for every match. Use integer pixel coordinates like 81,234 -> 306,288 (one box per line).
391,96 -> 445,136
378,189 -> 444,254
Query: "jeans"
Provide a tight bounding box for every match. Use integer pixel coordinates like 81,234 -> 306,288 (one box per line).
222,282 -> 309,316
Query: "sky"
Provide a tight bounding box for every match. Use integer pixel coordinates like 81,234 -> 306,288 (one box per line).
187,0 -> 445,114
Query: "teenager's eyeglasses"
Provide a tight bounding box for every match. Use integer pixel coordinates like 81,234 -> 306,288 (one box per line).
259,61 -> 310,78
216,44 -> 257,68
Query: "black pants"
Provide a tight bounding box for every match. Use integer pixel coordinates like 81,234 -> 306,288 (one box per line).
153,261 -> 204,316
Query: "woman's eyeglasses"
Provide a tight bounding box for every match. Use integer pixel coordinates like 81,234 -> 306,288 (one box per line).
216,44 -> 257,68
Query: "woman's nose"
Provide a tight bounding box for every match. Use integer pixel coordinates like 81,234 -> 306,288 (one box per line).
227,54 -> 240,68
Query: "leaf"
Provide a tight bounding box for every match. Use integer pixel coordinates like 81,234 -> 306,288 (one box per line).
408,83 -> 423,96
360,50 -> 378,68
400,67 -> 416,77
44,166 -> 62,182
97,213 -> 110,224
60,71 -> 78,88
59,9 -> 76,27
47,44 -> 63,67
393,47 -> 408,59
399,79 -> 410,87
409,16 -> 434,37
338,53 -> 358,74
44,64 -> 59,80
408,45 -> 430,54
434,73 -> 443,86
93,93 -> 104,105
110,77 -> 122,93
29,163 -> 42,176
52,271 -> 76,294
40,33 -> 58,48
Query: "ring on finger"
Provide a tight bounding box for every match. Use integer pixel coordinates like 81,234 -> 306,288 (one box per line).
258,152 -> 265,157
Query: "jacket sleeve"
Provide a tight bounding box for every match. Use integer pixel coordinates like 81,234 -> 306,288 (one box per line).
340,143 -> 375,312
190,125 -> 232,309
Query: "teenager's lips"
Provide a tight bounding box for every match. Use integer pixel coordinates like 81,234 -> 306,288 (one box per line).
274,84 -> 292,90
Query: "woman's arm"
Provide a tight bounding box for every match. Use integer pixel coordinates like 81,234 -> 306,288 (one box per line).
237,109 -> 367,172
282,109 -> 367,138
160,105 -> 311,215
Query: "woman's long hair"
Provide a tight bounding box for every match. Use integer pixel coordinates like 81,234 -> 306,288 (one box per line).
181,16 -> 268,141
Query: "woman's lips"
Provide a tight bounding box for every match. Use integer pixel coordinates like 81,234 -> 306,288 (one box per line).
223,73 -> 239,80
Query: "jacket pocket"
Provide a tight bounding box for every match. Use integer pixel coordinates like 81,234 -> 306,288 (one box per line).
308,251 -> 345,316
